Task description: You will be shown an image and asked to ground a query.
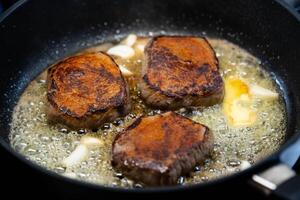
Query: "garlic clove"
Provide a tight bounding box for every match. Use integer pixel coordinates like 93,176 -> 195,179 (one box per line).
249,85 -> 278,99
120,34 -> 137,47
62,144 -> 89,167
240,160 -> 251,170
107,45 -> 135,58
63,172 -> 77,178
80,135 -> 104,148
119,65 -> 133,76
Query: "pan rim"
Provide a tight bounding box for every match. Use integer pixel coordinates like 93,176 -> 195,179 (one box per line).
0,0 -> 299,193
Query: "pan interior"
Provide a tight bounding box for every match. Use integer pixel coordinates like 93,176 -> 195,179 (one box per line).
8,33 -> 287,188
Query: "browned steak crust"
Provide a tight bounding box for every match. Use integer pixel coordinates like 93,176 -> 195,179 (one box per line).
47,52 -> 131,129
112,111 -> 214,186
140,36 -> 224,109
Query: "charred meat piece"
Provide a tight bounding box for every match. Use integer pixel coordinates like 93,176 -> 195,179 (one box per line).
112,111 -> 213,186
47,52 -> 131,129
140,36 -> 224,109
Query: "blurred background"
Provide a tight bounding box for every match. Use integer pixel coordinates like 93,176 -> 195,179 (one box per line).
0,0 -> 299,14
0,0 -> 17,14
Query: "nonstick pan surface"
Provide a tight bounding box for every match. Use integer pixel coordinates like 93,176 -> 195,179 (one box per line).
0,0 -> 300,199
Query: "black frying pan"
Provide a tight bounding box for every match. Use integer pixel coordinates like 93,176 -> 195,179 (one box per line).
0,0 -> 300,199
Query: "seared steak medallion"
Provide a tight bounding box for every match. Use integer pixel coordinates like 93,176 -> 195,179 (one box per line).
47,52 -> 131,129
140,36 -> 224,109
112,111 -> 214,186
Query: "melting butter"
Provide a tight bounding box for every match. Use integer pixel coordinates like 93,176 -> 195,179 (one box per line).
9,36 -> 286,188
223,78 -> 256,127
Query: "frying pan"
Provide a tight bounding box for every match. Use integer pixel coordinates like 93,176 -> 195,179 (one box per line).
0,0 -> 300,199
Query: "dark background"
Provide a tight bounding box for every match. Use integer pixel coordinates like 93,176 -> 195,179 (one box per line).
1,1 -> 300,15
0,0 -> 17,13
